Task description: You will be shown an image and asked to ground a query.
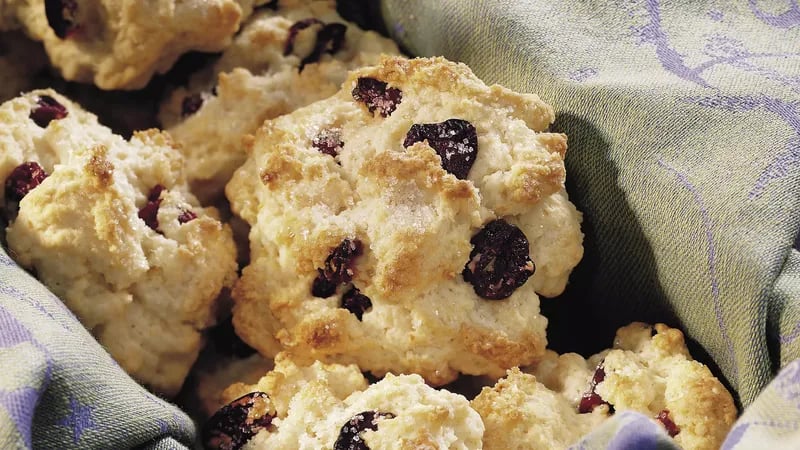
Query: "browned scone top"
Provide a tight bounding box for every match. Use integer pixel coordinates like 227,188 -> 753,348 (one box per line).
226,55 -> 584,385
473,322 -> 737,450
0,0 -> 273,89
207,353 -> 484,449
158,0 -> 401,203
0,89 -> 238,396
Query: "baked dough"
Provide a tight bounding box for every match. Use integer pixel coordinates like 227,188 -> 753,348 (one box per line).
0,89 -> 238,395
473,322 -> 737,450
226,56 -> 583,385
159,0 -> 400,203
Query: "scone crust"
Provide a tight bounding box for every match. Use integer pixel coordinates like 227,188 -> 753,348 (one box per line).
514,322 -> 737,450
158,0 -> 401,203
2,0 -> 265,89
598,323 -> 737,450
215,353 -> 484,449
0,89 -> 238,395
471,368 -> 605,450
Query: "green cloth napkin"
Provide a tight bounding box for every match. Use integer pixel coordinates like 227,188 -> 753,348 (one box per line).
0,249 -> 195,449
382,0 -> 800,405
2,0 -> 800,448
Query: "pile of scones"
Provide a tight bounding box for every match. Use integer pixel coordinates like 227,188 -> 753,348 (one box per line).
0,1 -> 738,449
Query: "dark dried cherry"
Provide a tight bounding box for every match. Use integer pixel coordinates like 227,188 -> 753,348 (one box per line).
403,119 -> 478,179
300,23 -> 347,70
312,275 -> 339,298
351,78 -> 402,117
656,409 -> 680,437
284,18 -> 324,55
578,362 -> 612,414
178,209 -> 197,224
312,129 -> 344,158
138,185 -> 165,231
30,95 -> 68,128
4,162 -> 49,205
462,219 -> 535,300
333,410 -> 394,450
181,94 -> 204,117
311,239 -> 363,297
202,392 -> 274,450
341,287 -> 372,321
44,0 -> 79,39
285,19 -> 347,70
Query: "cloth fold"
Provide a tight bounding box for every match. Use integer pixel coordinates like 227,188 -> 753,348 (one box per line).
0,248 -> 195,449
382,0 -> 800,405
1,0 -> 800,448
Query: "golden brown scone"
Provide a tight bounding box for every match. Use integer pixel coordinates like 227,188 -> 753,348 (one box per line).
226,56 -> 583,385
1,0 -> 271,89
471,368 -> 605,449
158,0 -> 401,203
473,322 -> 738,450
0,89 -> 238,396
204,353 -> 484,449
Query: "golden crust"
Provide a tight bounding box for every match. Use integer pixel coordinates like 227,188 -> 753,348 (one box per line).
258,127 -> 308,188
538,133 -> 568,158
460,326 -> 545,371
227,56 -> 582,385
346,56 -> 556,134
340,56 -> 567,213
158,1 -> 401,203
506,155 -> 566,206
360,144 -> 477,201
667,361 -> 737,450
0,89 -> 238,396
220,355 -> 483,448
472,368 -> 604,450
521,322 -> 738,450
85,145 -> 114,187
291,314 -> 348,352
221,352 -> 368,417
5,0 -> 250,89
471,369 -> 530,450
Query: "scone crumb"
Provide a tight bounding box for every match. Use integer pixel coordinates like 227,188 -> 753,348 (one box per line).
86,145 -> 114,187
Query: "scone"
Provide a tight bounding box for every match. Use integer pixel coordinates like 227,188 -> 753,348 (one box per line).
0,0 -> 271,89
226,56 -> 584,385
0,32 -> 48,103
158,0 -> 401,203
203,353 -> 484,449
0,89 -> 238,395
472,322 -> 737,450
